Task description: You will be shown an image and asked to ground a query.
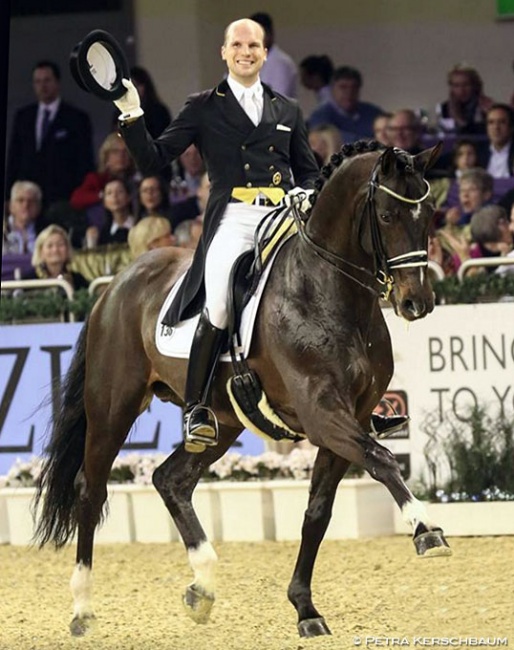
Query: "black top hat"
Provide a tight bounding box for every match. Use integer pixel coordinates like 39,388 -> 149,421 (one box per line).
70,29 -> 130,101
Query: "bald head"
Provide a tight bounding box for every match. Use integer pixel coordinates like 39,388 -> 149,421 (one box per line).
221,18 -> 267,87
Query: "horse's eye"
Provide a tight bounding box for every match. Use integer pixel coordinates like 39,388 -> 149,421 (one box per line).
380,212 -> 392,223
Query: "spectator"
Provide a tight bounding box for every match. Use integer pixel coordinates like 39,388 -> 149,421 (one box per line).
3,181 -> 41,255
477,104 -> 514,178
373,113 -> 392,146
249,12 -> 297,98
128,215 -> 176,259
6,60 -> 94,209
170,144 -> 205,203
137,175 -> 172,221
436,64 -> 493,136
470,204 -> 513,271
308,124 -> 342,166
170,172 -> 211,227
443,168 -> 493,227
299,55 -> 334,105
449,139 -> 481,178
24,223 -> 89,289
70,132 -> 136,212
308,66 -> 384,143
85,178 -> 135,248
387,109 -> 423,154
173,218 -> 203,250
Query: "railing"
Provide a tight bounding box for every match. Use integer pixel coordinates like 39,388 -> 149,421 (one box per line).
0,278 -> 76,322
88,275 -> 114,297
457,257 -> 514,282
427,261 -> 445,281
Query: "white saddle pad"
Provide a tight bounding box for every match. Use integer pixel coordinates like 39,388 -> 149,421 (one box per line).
155,239 -> 289,362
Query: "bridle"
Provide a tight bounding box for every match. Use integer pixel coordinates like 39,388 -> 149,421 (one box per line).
295,149 -> 432,300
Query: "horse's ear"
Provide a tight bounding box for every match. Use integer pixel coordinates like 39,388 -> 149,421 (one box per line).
380,147 -> 397,177
414,142 -> 444,173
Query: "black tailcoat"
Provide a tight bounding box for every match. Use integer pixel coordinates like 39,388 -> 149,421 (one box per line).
121,80 -> 319,325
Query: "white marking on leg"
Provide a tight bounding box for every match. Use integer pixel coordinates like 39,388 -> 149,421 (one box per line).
188,541 -> 218,595
70,562 -> 94,618
402,496 -> 434,532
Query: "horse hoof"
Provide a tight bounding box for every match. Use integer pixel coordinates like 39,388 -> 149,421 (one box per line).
414,529 -> 452,558
182,584 -> 214,624
298,617 -> 332,637
69,613 -> 96,636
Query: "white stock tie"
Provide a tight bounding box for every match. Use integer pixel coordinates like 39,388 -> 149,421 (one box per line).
243,88 -> 259,126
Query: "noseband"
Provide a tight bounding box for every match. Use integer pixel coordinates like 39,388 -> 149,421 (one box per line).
296,149 -> 432,300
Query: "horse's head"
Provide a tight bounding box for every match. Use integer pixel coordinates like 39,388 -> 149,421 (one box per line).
363,144 -> 442,321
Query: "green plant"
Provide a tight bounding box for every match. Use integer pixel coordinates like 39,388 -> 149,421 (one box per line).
0,288 -> 97,323
419,406 -> 514,502
433,274 -> 514,304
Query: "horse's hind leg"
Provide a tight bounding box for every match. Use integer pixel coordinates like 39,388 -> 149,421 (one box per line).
70,376 -> 149,636
152,423 -> 242,624
359,435 -> 451,558
287,447 -> 351,638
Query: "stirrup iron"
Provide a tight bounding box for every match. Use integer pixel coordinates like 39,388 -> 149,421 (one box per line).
184,404 -> 219,447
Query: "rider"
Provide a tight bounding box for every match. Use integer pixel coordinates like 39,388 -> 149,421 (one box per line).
113,18 -> 407,451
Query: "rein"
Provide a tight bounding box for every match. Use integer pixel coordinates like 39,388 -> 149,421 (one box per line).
295,150 -> 432,300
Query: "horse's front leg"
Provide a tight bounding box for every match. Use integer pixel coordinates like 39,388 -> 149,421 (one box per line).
152,423 -> 242,624
288,446 -> 351,638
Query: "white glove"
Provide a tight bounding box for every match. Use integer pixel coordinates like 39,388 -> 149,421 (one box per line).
283,187 -> 315,214
114,78 -> 144,121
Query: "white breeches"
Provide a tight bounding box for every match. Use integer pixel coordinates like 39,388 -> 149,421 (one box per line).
204,202 -> 272,330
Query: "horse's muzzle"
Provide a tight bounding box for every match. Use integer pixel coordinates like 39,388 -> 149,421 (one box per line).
391,273 -> 435,321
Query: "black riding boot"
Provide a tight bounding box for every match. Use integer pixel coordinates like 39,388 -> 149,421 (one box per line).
370,413 -> 409,439
183,309 -> 225,452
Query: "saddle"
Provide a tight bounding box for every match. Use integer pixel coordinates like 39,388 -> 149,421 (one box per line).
225,207 -> 305,444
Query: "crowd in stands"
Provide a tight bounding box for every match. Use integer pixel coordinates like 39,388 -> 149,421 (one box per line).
3,13 -> 514,294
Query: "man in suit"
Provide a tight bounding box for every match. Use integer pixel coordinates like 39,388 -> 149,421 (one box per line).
6,61 -> 95,210
477,104 -> 514,178
114,18 -> 404,449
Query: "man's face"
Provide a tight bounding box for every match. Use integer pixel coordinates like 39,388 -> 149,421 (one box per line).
487,108 -> 513,149
387,113 -> 420,151
331,77 -> 360,112
221,20 -> 267,87
10,190 -> 41,226
33,66 -> 60,104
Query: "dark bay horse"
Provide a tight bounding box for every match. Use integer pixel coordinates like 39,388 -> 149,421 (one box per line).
35,141 -> 450,639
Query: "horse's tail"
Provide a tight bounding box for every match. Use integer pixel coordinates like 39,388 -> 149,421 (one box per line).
33,320 -> 89,548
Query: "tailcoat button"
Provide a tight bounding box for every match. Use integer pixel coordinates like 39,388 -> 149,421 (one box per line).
244,163 -> 250,170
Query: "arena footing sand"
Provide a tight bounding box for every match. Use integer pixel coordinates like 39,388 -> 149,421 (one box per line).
1,537 -> 513,650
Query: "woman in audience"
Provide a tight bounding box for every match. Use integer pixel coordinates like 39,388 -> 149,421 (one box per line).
443,167 -> 493,227
136,175 -> 172,221
3,180 -> 41,255
128,215 -> 176,259
470,205 -> 513,268
24,224 -> 88,289
436,64 -> 493,136
373,113 -> 392,146
450,139 -> 481,178
70,133 -> 136,212
85,179 -> 136,248
308,124 -> 342,166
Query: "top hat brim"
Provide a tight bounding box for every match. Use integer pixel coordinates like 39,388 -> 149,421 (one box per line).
70,29 -> 130,101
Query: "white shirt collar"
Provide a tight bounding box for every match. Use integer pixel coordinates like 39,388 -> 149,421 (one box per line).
227,75 -> 263,102
38,97 -> 61,120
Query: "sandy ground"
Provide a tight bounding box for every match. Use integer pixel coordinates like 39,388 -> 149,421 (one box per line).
0,537 -> 513,650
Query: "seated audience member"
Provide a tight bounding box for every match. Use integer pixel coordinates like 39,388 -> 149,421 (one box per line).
70,132 -> 136,212
469,204 -> 513,272
477,104 -> 514,178
85,179 -> 135,248
137,175 -> 172,221
308,66 -> 384,143
299,55 -> 334,106
449,139 -> 481,177
128,215 -> 176,259
250,12 -> 298,98
373,113 -> 392,146
443,168 -> 493,227
387,109 -> 423,154
170,144 -> 205,203
436,64 -> 493,136
428,228 -> 460,277
24,224 -> 88,289
169,171 -> 211,228
3,181 -> 41,255
308,124 -> 342,166
174,218 -> 203,250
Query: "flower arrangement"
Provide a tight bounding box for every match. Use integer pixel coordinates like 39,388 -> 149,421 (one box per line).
3,448 -> 363,488
416,406 -> 514,503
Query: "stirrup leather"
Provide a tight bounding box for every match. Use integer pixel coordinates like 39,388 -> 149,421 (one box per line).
184,404 -> 219,447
